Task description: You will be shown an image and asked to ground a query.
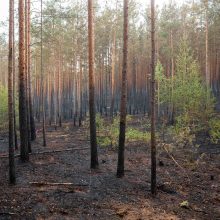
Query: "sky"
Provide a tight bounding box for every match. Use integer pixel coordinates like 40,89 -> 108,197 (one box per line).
0,0 -> 8,21
0,0 -> 184,22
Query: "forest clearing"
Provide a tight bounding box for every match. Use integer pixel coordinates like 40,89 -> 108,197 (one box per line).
0,0 -> 220,219
0,119 -> 219,219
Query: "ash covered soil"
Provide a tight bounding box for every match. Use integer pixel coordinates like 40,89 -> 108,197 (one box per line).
0,121 -> 219,220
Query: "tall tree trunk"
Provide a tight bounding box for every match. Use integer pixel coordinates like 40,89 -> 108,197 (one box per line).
110,31 -> 116,121
150,0 -> 157,195
79,55 -> 83,122
58,44 -> 62,127
157,80 -> 160,118
170,29 -> 175,124
88,0 -> 99,169
53,66 -> 57,129
48,70 -> 51,125
117,0 -> 128,178
19,0 -> 29,162
205,1 -> 210,87
41,0 -> 46,146
25,0 -> 31,152
28,0 -> 36,141
8,0 -> 16,184
12,0 -> 18,150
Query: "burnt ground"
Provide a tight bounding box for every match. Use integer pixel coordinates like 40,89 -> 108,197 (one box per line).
0,121 -> 220,220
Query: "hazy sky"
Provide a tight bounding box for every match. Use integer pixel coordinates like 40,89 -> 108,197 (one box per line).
0,0 -> 183,23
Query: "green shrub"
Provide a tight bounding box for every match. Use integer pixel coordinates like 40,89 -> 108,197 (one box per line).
156,38 -> 215,136
0,84 -> 19,131
97,136 -> 112,147
126,128 -> 150,142
0,85 -> 8,130
209,118 -> 220,144
97,115 -> 151,147
96,113 -> 105,131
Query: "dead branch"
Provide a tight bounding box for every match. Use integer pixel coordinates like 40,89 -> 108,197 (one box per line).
0,147 -> 89,159
0,212 -> 17,216
29,182 -> 88,187
163,144 -> 190,181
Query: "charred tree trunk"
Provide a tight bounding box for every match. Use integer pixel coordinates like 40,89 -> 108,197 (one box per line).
19,0 -> 29,162
53,66 -> 57,130
117,0 -> 128,178
150,0 -> 157,195
25,0 -> 31,153
88,0 -> 99,169
205,1 -> 210,88
58,44 -> 62,127
28,0 -> 36,141
110,32 -> 116,121
8,0 -> 16,184
41,0 -> 46,146
12,0 -> 18,151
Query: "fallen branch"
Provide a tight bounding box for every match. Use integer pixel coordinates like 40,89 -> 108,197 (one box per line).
191,206 -> 208,214
32,147 -> 90,155
29,182 -> 88,187
0,147 -> 89,159
0,212 -> 17,216
163,144 -> 190,181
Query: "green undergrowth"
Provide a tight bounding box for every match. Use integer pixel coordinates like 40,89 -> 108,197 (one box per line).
0,84 -> 19,131
96,114 -> 151,147
156,38 -> 219,146
209,118 -> 220,144
159,115 -> 220,150
0,85 -> 8,130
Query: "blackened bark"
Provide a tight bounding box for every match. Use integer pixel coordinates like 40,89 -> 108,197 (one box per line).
88,0 -> 99,169
117,0 -> 128,178
8,0 -> 16,184
25,0 -> 31,153
150,0 -> 157,195
12,0 -> 18,151
19,0 -> 29,162
41,0 -> 46,147
27,0 -> 36,141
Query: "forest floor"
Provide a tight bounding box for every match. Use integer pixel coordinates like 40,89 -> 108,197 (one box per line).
0,117 -> 220,220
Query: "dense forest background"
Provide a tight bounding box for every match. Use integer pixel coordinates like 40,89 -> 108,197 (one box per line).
0,0 -> 220,219
0,0 -> 219,128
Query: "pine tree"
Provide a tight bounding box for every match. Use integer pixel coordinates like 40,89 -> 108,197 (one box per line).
88,0 -> 99,169
19,0 -> 29,162
41,0 -> 46,147
117,0 -> 128,178
150,0 -> 157,195
8,0 -> 16,184
27,0 -> 36,141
